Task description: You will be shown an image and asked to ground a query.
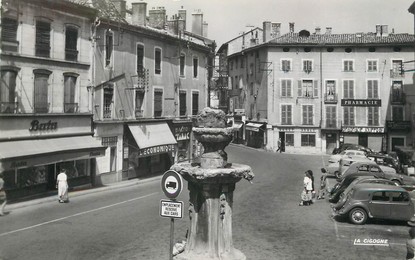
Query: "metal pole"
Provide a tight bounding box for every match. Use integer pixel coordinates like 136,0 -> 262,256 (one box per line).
169,217 -> 174,260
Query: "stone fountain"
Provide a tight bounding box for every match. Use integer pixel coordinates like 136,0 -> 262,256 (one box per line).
171,107 -> 254,260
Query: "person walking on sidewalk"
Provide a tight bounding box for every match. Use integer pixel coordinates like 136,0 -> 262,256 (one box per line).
56,169 -> 69,203
276,138 -> 283,153
0,174 -> 7,215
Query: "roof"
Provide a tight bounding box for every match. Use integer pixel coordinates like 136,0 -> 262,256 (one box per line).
353,183 -> 406,192
268,32 -> 415,46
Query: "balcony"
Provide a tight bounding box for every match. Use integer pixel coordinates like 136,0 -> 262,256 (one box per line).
390,92 -> 406,105
64,103 -> 79,113
324,93 -> 338,104
386,120 -> 411,131
0,102 -> 18,114
103,107 -> 112,119
390,69 -> 404,78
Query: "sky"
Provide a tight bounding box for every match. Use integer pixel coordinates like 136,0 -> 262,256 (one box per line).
126,0 -> 415,47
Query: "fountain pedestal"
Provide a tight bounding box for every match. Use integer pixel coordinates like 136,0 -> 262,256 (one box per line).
171,108 -> 254,260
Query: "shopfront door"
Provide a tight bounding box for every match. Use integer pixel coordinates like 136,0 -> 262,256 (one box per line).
358,134 -> 368,148
46,164 -> 56,190
326,133 -> 337,154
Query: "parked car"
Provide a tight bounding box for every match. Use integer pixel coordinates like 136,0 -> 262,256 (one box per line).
366,152 -> 401,173
326,156 -> 371,178
331,177 -> 398,211
333,183 -> 414,225
332,143 -> 372,155
328,150 -> 367,163
329,161 -> 415,203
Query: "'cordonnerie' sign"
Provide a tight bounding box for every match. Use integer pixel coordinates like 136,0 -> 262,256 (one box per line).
138,144 -> 175,157
341,99 -> 381,107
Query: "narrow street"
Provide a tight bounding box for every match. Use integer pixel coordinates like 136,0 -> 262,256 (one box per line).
0,145 -> 409,259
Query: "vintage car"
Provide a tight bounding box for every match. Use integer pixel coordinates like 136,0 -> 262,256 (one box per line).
326,156 -> 372,178
332,143 -> 372,155
328,150 -> 367,163
331,177 -> 398,211
334,183 -> 414,225
366,152 -> 401,173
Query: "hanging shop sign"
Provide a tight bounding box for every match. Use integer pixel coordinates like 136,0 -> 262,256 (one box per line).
342,127 -> 385,133
173,125 -> 191,141
341,99 -> 381,107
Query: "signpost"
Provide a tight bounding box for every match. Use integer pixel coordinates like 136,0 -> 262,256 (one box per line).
160,170 -> 183,260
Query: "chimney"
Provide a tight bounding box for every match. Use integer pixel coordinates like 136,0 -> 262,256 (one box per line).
203,21 -> 208,37
148,7 -> 166,29
315,27 -> 321,35
111,0 -> 127,19
178,6 -> 186,30
381,24 -> 388,36
191,9 -> 203,36
376,24 -> 381,36
131,1 -> 147,26
289,22 -> 295,33
263,21 -> 271,42
271,22 -> 281,38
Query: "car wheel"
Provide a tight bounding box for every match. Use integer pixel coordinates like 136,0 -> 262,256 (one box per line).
349,207 -> 367,225
392,180 -> 401,186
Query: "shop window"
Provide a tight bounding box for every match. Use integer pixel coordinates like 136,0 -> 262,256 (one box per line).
343,80 -> 354,98
179,91 -> 187,116
105,30 -> 113,67
302,105 -> 313,125
75,160 -> 88,177
367,80 -> 379,98
281,105 -> 292,125
180,53 -> 186,77
301,134 -> 316,147
155,48 -> 162,75
0,68 -> 19,113
193,56 -> 199,78
285,134 -> 294,146
367,60 -> 378,72
16,166 -> 47,188
35,20 -> 51,58
135,90 -> 144,118
281,79 -> 292,97
343,107 -> 355,126
154,89 -> 163,118
34,69 -> 52,113
1,17 -> 19,52
63,73 -> 78,113
192,92 -> 199,116
368,107 -> 379,126
65,26 -> 78,61
343,60 -> 354,72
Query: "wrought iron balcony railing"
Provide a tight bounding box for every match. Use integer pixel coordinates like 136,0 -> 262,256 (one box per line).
390,92 -> 406,105
324,93 -> 338,104
64,103 -> 79,113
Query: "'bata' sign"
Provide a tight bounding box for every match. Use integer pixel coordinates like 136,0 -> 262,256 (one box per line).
29,120 -> 58,131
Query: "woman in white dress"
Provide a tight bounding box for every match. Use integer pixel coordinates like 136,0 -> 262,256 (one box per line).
56,169 -> 69,203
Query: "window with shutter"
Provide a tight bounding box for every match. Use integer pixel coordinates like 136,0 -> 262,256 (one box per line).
103,85 -> 114,119
193,56 -> 198,78
343,80 -> 354,98
367,80 -> 378,98
297,80 -> 302,97
392,106 -> 404,121
179,91 -> 186,116
368,107 -> 379,126
302,105 -> 313,125
105,31 -> 113,67
36,21 -> 51,58
282,60 -> 290,72
343,60 -> 353,72
135,91 -> 144,117
367,60 -> 377,72
192,92 -> 199,115
137,44 -> 144,75
343,107 -> 355,126
154,90 -> 163,117
0,69 -> 18,113
155,48 -> 162,75
65,27 -> 78,61
281,105 -> 292,125
326,106 -> 336,127
64,74 -> 77,113
34,71 -> 50,113
1,17 -> 18,52
313,80 -> 318,97
281,79 -> 292,97
180,53 -> 185,77
303,60 -> 312,73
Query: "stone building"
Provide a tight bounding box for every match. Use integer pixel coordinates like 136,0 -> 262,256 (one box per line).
90,1 -> 215,184
222,22 -> 415,154
0,0 -> 105,200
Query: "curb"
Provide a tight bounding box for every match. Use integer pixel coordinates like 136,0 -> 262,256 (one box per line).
6,175 -> 162,211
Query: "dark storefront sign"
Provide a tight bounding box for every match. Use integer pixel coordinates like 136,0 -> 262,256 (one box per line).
342,126 -> 385,133
172,124 -> 191,141
341,99 -> 381,107
386,121 -> 411,131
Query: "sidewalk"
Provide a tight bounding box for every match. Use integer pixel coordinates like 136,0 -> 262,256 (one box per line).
6,175 -> 162,211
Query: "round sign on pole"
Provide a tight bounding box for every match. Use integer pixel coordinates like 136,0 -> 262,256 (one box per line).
161,170 -> 183,199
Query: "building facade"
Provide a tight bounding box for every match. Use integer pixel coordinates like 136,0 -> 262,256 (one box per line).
223,22 -> 415,154
0,0 -> 105,200
90,1 -> 214,184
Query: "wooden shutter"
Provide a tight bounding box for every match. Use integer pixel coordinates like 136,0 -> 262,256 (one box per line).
287,105 -> 292,124
137,45 -> 144,73
64,76 -> 76,104
281,80 -> 286,97
298,80 -> 302,97
313,80 -> 318,97
155,48 -> 161,74
179,91 -> 186,116
192,92 -> 199,115
1,18 -> 17,42
281,105 -> 286,124
36,21 -> 50,57
34,73 -> 49,112
154,90 -> 163,117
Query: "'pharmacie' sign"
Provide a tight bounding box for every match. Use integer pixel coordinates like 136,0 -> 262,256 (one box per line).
138,144 -> 176,157
342,127 -> 385,133
341,99 -> 381,107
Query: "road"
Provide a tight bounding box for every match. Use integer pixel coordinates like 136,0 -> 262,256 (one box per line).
0,145 -> 410,259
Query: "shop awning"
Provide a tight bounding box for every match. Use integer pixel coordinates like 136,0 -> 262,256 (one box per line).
245,122 -> 265,132
0,136 -> 106,171
128,122 -> 177,157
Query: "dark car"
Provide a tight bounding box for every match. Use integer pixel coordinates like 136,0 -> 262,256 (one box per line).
366,152 -> 400,173
332,143 -> 372,155
333,183 -> 414,225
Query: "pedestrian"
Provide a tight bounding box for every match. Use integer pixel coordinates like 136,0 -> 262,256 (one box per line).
0,174 -> 7,216
407,216 -> 415,260
56,169 -> 69,203
276,138 -> 282,153
317,168 -> 327,200
307,170 -> 316,203
299,170 -> 313,206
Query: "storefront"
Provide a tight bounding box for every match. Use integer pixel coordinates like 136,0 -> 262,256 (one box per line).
169,120 -> 193,162
0,115 -> 105,201
341,126 -> 386,152
124,121 -> 177,178
386,120 -> 411,152
245,122 -> 266,148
